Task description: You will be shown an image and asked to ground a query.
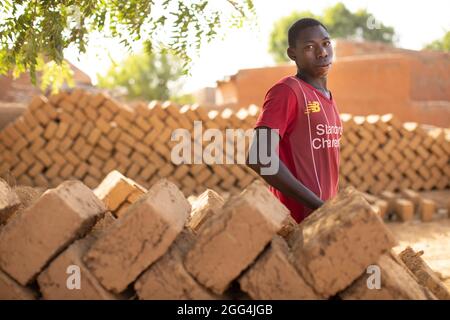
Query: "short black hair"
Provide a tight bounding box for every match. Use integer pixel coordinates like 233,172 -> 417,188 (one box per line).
288,18 -> 328,48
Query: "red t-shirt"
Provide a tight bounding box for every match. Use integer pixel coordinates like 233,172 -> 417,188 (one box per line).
255,76 -> 343,223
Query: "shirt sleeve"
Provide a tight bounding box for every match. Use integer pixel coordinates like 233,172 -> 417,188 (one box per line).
254,83 -> 298,139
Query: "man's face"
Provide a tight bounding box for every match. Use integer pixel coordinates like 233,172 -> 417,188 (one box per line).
287,25 -> 333,78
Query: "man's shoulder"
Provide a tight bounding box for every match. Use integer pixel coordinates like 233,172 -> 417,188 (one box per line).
268,76 -> 297,95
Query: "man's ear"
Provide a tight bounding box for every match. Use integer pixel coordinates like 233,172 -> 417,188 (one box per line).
287,47 -> 296,61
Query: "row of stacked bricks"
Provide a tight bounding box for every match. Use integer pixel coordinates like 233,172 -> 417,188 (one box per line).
0,89 -> 260,196
0,88 -> 449,197
1,171 -> 449,300
339,113 -> 450,194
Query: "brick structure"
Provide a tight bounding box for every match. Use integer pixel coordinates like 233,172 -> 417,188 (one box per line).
291,186 -> 397,297
239,236 -> 319,299
0,180 -> 105,285
184,180 -> 289,294
83,179 -> 190,293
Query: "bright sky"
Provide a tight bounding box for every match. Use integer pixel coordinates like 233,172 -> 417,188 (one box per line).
65,0 -> 450,93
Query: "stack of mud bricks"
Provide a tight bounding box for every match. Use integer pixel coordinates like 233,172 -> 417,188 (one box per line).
2,171 -> 449,300
361,188 -> 445,222
0,88 -> 448,197
0,89 -> 260,197
339,113 -> 449,194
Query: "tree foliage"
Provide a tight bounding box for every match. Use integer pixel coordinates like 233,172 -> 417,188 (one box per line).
269,2 -> 396,63
0,0 -> 255,91
424,31 -> 450,52
97,51 -> 188,102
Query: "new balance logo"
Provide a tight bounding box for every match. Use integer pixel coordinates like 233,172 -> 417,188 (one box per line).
305,101 -> 321,114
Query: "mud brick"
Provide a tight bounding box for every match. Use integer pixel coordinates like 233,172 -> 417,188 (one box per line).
187,189 -> 224,232
79,122 -> 94,137
115,201 -> 131,218
59,99 -> 75,114
78,145 -> 93,162
115,141 -> 132,156
77,93 -> 91,109
418,198 -> 436,222
98,136 -> 113,151
96,118 -> 111,134
239,236 -> 318,299
3,123 -> 22,141
92,146 -> 111,161
103,99 -> 121,115
59,112 -> 75,124
373,199 -> 389,219
72,108 -> 86,123
73,162 -> 88,180
28,95 -> 47,111
158,163 -> 174,178
84,179 -> 190,293
51,152 -> 66,166
399,247 -> 450,300
394,198 -> 415,222
291,187 -> 397,298
98,106 -> 114,121
128,126 -> 145,140
113,151 -> 132,168
37,214 -> 119,300
43,139 -> 58,154
60,163 -> 75,179
11,136 -> 28,154
135,230 -> 217,300
67,122 -> 82,139
113,114 -> 130,129
42,103 -> 59,120
101,159 -> 118,176
340,252 -> 434,300
58,136 -> 73,152
106,125 -> 121,141
0,179 -> 21,225
184,180 -> 288,294
379,190 -> 397,213
400,189 -> 421,207
94,170 -> 147,213
13,118 -> 31,137
87,128 -> 102,145
0,181 -> 105,285
22,111 -> 39,131
28,161 -> 45,178
0,269 -> 36,300
36,149 -> 53,167
55,122 -> 70,139
11,162 -> 28,177
87,165 -> 103,180
84,176 -> 99,189
130,151 -> 148,168
34,174 -> 49,188
277,214 -> 298,239
65,150 -> 81,167
127,187 -> 146,203
84,106 -> 98,122
143,129 -> 161,146
135,116 -> 151,132
119,132 -> 136,147
89,93 -> 108,108
126,163 -> 141,178
134,141 -> 151,155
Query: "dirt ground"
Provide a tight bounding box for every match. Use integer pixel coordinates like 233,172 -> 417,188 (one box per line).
388,189 -> 450,290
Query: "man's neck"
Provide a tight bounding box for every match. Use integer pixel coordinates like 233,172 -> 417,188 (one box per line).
296,72 -> 329,94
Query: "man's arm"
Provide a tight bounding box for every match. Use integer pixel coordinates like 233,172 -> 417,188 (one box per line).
246,126 -> 324,210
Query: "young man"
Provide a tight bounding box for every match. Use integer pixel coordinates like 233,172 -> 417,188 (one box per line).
247,18 -> 343,223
